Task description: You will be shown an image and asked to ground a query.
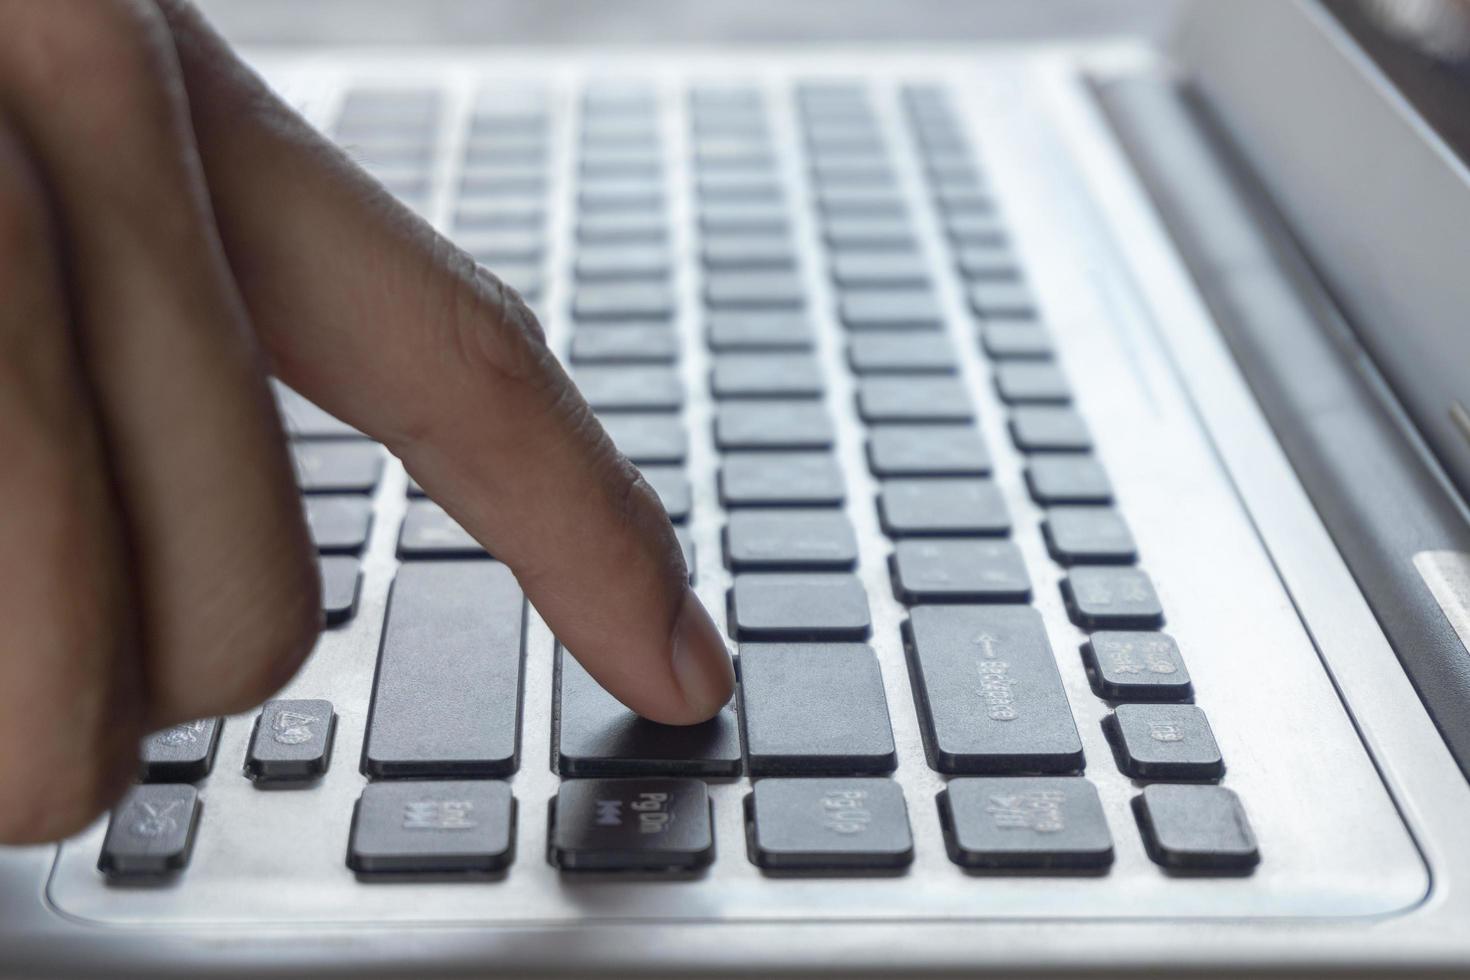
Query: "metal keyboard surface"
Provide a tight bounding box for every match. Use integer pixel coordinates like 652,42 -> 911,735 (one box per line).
44,48 -> 1426,928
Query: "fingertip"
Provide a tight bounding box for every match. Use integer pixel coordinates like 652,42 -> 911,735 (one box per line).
667,587 -> 736,724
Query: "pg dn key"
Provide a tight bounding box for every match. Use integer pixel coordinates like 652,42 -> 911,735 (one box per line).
551,778 -> 714,872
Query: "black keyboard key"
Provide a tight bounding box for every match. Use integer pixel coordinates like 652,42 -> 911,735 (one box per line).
878,479 -> 1010,537
696,174 -> 782,201
830,250 -> 928,288
98,785 -> 201,878
946,212 -> 1007,246
398,500 -> 486,559
557,650 -> 741,776
578,183 -> 664,214
702,236 -> 797,271
705,272 -> 805,310
701,203 -> 788,236
848,333 -> 956,374
904,605 -> 1084,773
245,699 -> 336,783
817,189 -> 907,218
838,290 -> 943,331
641,466 -> 692,522
572,284 -> 675,321
140,719 -> 222,783
1062,567 -> 1164,629
824,217 -> 915,250
291,442 -> 384,494
994,362 -> 1071,404
809,160 -> 894,187
940,777 -> 1113,871
1083,632 -> 1193,701
552,778 -> 714,872
569,326 -> 679,364
364,562 -> 526,777
969,280 -> 1037,319
319,556 -> 362,625
715,402 -> 834,451
1105,704 -> 1223,780
729,573 -> 871,640
304,496 -> 373,554
711,354 -> 824,398
1025,456 -> 1112,504
857,377 -> 973,423
1043,506 -> 1138,564
600,413 -> 687,464
1133,784 -> 1259,874
578,212 -> 666,243
955,243 -> 1020,281
575,366 -> 683,411
720,453 -> 845,507
724,510 -> 858,571
746,778 -> 913,870
1009,406 -> 1093,452
867,425 -> 991,476
706,311 -> 814,351
981,322 -> 1053,360
890,539 -> 1031,603
738,643 -> 895,774
459,229 -> 544,264
347,780 -> 516,875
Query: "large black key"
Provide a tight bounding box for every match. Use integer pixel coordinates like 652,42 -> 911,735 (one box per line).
570,326 -> 679,364
1134,784 -> 1259,873
729,573 -> 871,640
981,322 -> 1053,360
702,236 -> 796,271
904,605 -> 1083,773
720,453 -> 845,507
140,719 -> 222,783
706,312 -> 814,351
848,333 -> 956,374
830,250 -> 928,288
994,362 -> 1070,404
1009,406 -> 1092,452
878,479 -> 1010,536
245,699 -> 335,783
857,378 -> 972,423
969,280 -> 1037,319
304,496 -> 373,554
1043,506 -> 1138,564
1025,456 -> 1112,504
641,466 -> 692,522
725,510 -> 857,571
575,366 -> 683,411
940,777 -> 1113,870
838,290 -> 942,331
348,781 -> 516,875
364,562 -> 526,777
1062,567 -> 1164,629
319,556 -> 362,625
98,785 -> 201,878
1105,703 -> 1223,780
291,442 -> 384,494
746,778 -> 913,870
867,425 -> 991,476
572,284 -> 675,321
715,402 -> 834,451
890,539 -> 1031,603
552,778 -> 714,872
599,413 -> 687,464
398,500 -> 487,559
557,650 -> 741,776
705,272 -> 805,310
711,354 -> 823,398
738,643 -> 895,774
1083,632 -> 1193,701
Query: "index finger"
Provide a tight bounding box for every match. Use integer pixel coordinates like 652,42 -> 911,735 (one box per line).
159,2 -> 735,725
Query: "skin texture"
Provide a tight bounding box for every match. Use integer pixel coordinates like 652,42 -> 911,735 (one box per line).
0,0 -> 735,844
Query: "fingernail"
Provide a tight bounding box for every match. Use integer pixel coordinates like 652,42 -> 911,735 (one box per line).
670,587 -> 736,721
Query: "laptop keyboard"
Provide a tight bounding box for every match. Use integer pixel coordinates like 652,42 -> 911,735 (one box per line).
50,61 -> 1426,926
